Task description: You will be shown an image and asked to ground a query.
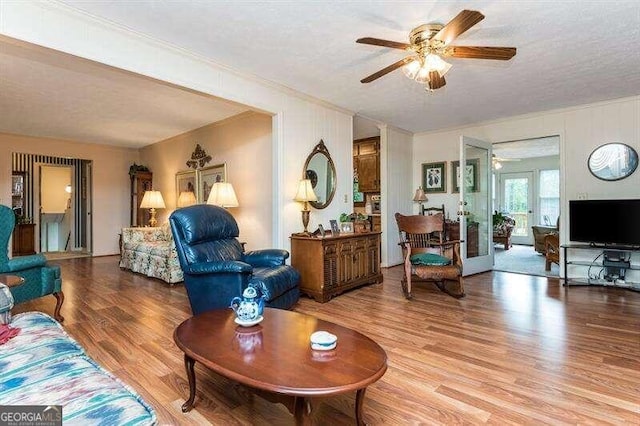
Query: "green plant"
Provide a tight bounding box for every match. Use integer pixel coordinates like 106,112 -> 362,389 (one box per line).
340,212 -> 367,223
493,211 -> 508,227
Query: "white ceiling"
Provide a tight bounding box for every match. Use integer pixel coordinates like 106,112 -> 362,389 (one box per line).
58,0 -> 640,135
493,136 -> 559,159
1,2 -> 639,148
0,39 -> 249,148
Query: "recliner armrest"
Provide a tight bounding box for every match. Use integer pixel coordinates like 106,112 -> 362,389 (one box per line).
185,260 -> 252,275
7,254 -> 47,272
243,249 -> 289,267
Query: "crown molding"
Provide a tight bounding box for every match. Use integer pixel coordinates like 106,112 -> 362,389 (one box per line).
10,1 -> 354,117
414,95 -> 640,138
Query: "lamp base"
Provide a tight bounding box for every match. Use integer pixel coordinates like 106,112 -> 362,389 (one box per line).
301,209 -> 310,233
148,208 -> 158,227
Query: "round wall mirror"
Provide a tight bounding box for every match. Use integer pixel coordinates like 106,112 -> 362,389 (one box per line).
304,140 -> 336,209
588,143 -> 638,181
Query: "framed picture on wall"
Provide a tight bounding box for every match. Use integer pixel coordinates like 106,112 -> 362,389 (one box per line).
197,163 -> 227,203
451,158 -> 479,193
421,162 -> 446,193
175,170 -> 197,205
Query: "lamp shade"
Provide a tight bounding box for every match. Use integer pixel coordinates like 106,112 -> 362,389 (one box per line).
207,182 -> 239,207
177,191 -> 197,208
294,179 -> 318,202
413,187 -> 428,202
140,190 -> 166,209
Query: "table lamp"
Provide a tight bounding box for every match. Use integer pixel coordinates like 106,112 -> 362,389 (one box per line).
207,182 -> 239,208
140,190 -> 165,227
294,179 -> 317,234
177,191 -> 197,208
413,186 -> 428,214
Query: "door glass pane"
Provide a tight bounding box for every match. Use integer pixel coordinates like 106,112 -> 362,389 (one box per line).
464,145 -> 489,258
539,169 -> 559,226
504,177 -> 528,236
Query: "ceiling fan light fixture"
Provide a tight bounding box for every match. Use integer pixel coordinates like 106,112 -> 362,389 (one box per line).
401,58 -> 422,80
424,53 -> 452,77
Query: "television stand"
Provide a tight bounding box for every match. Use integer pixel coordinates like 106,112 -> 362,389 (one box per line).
562,244 -> 640,292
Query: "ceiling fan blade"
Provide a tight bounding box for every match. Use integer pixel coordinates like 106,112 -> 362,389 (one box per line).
433,10 -> 484,45
361,57 -> 412,83
356,37 -> 410,50
428,72 -> 446,90
447,46 -> 516,60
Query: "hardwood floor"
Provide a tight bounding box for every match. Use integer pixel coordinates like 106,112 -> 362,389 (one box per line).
13,256 -> 640,425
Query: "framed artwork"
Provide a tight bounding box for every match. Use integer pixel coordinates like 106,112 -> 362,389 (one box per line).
451,158 -> 479,193
340,222 -> 354,233
330,219 -> 340,235
197,163 -> 226,204
421,162 -> 446,193
175,170 -> 197,204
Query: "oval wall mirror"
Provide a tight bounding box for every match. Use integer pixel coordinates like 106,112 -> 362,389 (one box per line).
304,140 -> 336,209
588,143 -> 638,181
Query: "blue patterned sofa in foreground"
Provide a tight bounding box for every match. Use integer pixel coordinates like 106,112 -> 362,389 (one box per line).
0,312 -> 156,425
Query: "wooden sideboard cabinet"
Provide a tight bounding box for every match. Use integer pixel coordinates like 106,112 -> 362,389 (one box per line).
291,231 -> 383,302
13,223 -> 36,256
445,221 -> 479,258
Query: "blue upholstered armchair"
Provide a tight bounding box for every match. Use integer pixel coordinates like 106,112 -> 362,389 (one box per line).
0,205 -> 63,321
169,205 -> 300,315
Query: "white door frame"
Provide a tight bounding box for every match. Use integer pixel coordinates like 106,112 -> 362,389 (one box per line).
499,171 -> 534,245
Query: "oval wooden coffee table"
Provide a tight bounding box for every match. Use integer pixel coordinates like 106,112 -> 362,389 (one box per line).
174,308 -> 387,425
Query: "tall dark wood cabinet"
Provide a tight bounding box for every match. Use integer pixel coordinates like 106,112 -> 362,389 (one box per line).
353,137 -> 380,192
290,232 -> 382,302
13,224 -> 36,256
130,171 -> 153,227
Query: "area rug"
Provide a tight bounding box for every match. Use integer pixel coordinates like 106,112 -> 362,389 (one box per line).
494,244 -> 559,278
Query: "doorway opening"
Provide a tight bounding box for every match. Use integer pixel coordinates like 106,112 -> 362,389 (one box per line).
492,136 -> 560,277
12,153 -> 92,259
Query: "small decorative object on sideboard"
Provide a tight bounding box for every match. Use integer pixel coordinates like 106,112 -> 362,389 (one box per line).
340,212 -> 369,233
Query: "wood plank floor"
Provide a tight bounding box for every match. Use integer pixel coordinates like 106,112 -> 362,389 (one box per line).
12,256 -> 640,425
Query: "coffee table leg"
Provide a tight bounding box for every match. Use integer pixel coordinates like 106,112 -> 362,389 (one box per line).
293,397 -> 312,425
181,354 -> 196,413
355,388 -> 367,426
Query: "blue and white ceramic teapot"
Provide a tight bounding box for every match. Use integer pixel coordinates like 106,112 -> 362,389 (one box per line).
230,287 -> 265,322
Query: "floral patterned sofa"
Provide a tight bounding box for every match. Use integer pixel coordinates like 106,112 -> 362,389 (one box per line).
119,225 -> 183,284
0,312 -> 156,425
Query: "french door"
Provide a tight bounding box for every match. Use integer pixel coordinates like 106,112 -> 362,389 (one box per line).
459,136 -> 493,275
500,172 -> 533,245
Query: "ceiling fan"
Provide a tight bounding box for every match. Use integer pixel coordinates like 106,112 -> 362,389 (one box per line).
356,10 -> 516,90
492,154 -> 520,170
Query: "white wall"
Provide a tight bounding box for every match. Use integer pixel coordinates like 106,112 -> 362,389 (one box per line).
354,116 -> 381,140
140,112 -> 274,251
0,132 -> 136,256
0,1 -> 354,252
382,126 -> 413,266
40,166 -> 71,214
413,95 -> 640,278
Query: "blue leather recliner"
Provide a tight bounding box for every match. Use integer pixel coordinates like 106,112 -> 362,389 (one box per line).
0,205 -> 63,321
169,204 -> 300,315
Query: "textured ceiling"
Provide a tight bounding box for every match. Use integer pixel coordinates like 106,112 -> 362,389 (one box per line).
59,0 -> 640,134
0,40 -> 249,148
493,136 -> 559,159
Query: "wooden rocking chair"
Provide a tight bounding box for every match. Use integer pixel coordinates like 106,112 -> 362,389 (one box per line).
395,212 -> 464,299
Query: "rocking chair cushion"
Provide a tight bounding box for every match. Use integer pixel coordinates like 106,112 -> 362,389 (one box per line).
410,253 -> 451,266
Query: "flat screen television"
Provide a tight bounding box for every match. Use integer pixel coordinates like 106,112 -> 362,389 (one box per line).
569,199 -> 640,248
